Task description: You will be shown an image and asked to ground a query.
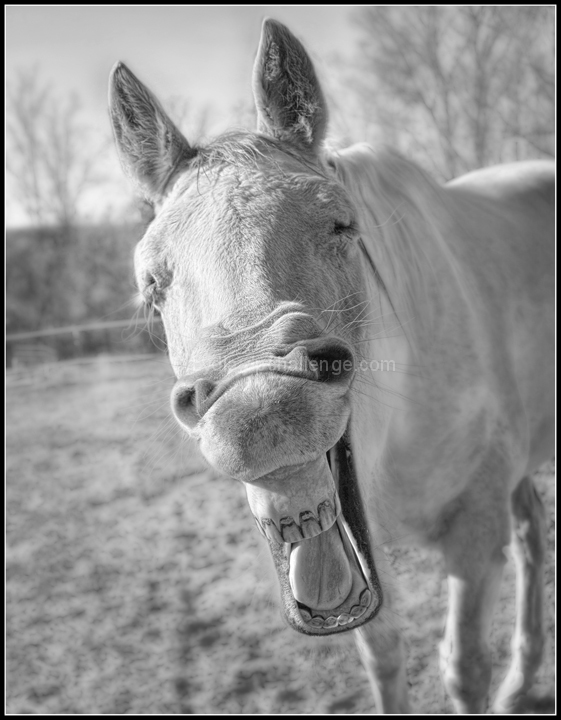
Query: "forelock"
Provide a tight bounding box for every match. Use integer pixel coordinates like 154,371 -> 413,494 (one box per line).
192,129 -> 330,177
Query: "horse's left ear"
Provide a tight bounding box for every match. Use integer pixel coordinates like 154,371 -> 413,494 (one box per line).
252,19 -> 328,154
109,62 -> 196,203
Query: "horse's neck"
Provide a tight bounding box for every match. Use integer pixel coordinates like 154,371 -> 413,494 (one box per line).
340,146 -> 475,505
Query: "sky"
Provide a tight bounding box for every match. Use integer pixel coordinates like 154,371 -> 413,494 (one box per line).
6,6 -> 362,227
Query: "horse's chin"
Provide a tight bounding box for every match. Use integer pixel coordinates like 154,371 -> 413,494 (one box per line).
259,432 -> 382,635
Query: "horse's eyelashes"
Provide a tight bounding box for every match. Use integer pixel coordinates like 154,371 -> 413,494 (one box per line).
142,275 -> 163,310
143,282 -> 155,306
141,266 -> 173,309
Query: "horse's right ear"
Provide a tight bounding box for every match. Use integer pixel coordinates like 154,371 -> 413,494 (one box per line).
109,62 -> 196,203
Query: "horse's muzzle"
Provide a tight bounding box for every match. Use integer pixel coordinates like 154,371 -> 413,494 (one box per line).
172,336 -> 354,418
171,335 -> 355,480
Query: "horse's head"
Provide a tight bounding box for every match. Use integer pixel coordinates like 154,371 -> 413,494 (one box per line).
109,19 -> 381,634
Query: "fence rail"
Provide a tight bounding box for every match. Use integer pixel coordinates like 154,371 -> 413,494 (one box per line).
6,318 -> 165,368
6,318 -> 163,342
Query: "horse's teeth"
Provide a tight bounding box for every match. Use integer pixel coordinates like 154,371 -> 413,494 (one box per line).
301,605 -> 370,627
359,589 -> 372,607
317,499 -> 336,530
261,518 -> 284,544
244,455 -> 337,540
300,513 -> 322,539
309,616 -> 325,628
254,491 -> 341,543
280,518 -> 303,543
350,604 -> 366,618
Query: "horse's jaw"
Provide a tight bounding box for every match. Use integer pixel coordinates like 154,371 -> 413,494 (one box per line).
253,433 -> 382,636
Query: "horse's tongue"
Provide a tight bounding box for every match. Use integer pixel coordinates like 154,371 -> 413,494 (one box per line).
289,522 -> 353,610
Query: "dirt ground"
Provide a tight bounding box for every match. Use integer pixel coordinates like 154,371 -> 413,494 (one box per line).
6,356 -> 556,714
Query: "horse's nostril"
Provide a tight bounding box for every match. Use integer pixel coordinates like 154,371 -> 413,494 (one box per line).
192,379 -> 215,412
176,387 -> 195,408
172,377 -> 216,426
308,342 -> 355,384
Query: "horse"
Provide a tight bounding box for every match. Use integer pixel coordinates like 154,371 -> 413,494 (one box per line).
109,19 -> 554,714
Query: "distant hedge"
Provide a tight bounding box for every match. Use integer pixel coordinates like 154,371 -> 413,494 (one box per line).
6,222 -> 167,361
7,223 -> 145,333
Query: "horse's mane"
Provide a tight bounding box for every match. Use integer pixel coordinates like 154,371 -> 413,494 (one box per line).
329,143 -> 457,353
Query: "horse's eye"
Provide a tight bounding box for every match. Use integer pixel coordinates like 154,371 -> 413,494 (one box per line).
333,220 -> 358,237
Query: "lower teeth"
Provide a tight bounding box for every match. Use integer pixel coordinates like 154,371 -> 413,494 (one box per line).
299,588 -> 370,628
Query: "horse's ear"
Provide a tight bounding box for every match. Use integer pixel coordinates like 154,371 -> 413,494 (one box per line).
109,62 -> 196,203
252,19 -> 328,154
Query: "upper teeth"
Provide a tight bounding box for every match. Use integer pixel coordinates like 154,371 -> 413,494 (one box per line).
245,454 -> 340,544
253,493 -> 341,543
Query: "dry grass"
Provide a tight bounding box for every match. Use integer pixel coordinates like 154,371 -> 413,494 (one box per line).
6,356 -> 555,713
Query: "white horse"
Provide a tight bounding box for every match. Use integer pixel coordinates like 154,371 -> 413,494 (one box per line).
109,19 -> 554,713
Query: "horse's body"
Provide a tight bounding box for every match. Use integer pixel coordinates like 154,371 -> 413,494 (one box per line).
110,20 -> 554,713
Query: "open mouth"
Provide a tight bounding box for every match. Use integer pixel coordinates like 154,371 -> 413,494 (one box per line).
249,431 -> 381,635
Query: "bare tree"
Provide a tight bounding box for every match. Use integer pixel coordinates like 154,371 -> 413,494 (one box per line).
165,95 -> 211,142
352,7 -> 554,179
7,69 -> 106,326
7,68 -> 101,228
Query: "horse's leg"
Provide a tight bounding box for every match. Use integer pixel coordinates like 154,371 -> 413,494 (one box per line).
355,623 -> 410,713
440,564 -> 505,713
354,551 -> 410,713
438,459 -> 511,713
492,476 -> 546,713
